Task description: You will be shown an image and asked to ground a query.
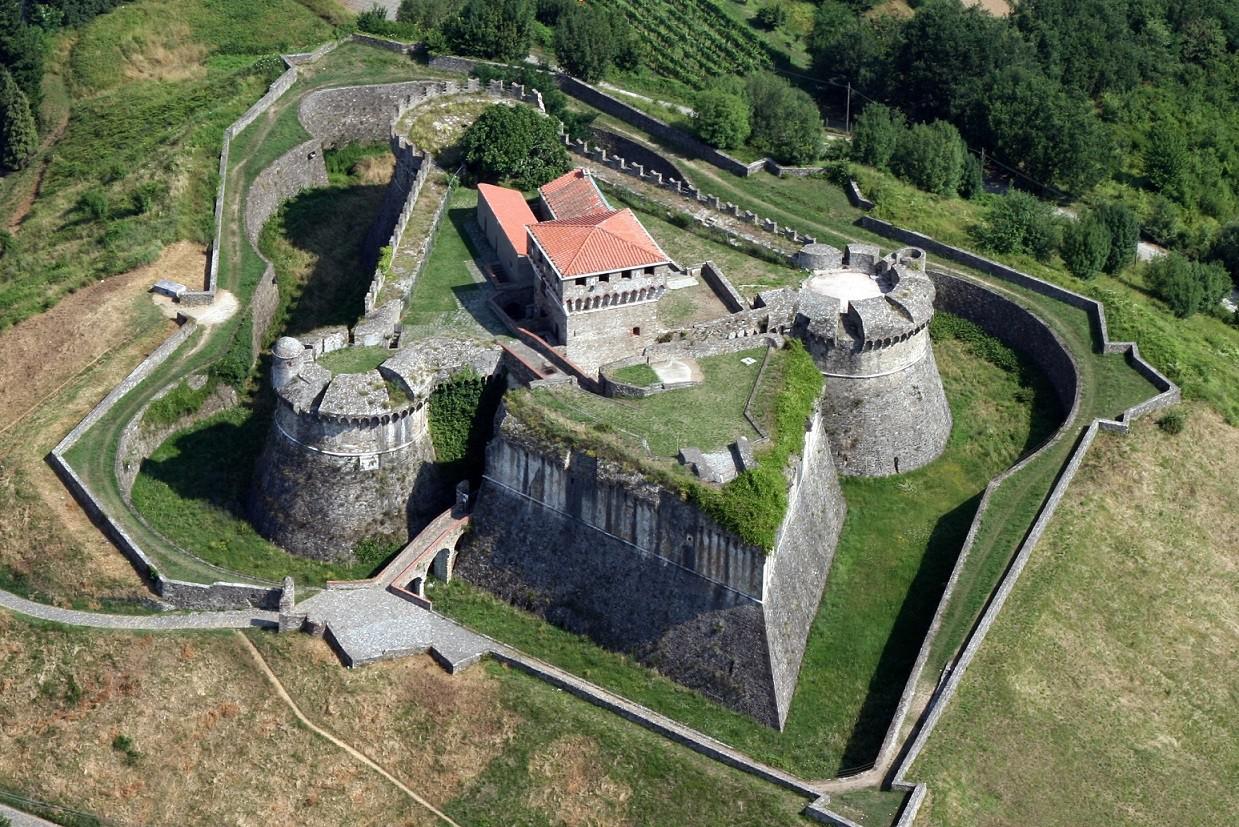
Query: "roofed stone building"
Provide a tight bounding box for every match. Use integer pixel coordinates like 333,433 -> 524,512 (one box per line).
477,169 -> 675,370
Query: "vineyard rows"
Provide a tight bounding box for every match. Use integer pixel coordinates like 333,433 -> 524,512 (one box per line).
600,0 -> 771,87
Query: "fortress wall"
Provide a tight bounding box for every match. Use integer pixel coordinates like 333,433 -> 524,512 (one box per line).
249,400 -> 442,561
299,81 -> 442,147
819,329 -> 953,477
245,139 -> 328,245
585,126 -> 686,182
115,379 -> 239,497
805,323 -> 930,378
762,408 -> 848,723
458,409 -> 846,727
930,271 -> 1078,412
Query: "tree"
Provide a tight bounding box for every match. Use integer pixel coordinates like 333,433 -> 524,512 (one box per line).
446,0 -> 534,62
1060,210 -> 1111,279
0,66 -> 37,172
1096,201 -> 1139,274
1209,222 -> 1239,287
958,151 -> 983,199
1146,253 -> 1232,317
1144,124 -> 1189,198
975,189 -> 1061,261
892,120 -> 965,196
553,3 -> 620,82
755,3 -> 789,31
397,0 -> 457,30
460,104 -> 570,189
745,72 -> 823,165
850,103 -> 904,170
692,90 -> 750,150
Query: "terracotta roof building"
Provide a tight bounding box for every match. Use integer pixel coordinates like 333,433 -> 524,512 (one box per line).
475,168 -> 678,370
527,208 -> 671,280
476,183 -> 538,283
538,168 -> 611,219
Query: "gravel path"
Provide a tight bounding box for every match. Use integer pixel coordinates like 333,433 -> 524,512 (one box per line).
0,588 -> 276,630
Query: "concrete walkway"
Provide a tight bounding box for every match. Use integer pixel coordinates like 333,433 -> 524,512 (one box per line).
0,802 -> 60,827
0,588 -> 276,630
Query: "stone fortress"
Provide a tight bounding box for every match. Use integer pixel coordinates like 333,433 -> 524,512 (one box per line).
235,78 -> 954,728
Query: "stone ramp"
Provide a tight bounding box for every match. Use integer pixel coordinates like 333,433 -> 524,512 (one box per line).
297,588 -> 488,671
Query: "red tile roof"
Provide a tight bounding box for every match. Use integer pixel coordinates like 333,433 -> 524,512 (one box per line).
477,183 -> 537,256
528,209 -> 671,278
539,169 -> 610,219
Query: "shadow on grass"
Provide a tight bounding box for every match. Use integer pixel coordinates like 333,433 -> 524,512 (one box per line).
273,183 -> 387,336
138,412 -> 269,522
837,492 -> 984,773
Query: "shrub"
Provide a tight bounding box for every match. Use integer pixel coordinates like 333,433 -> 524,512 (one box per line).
1060,210 -> 1111,279
1157,408 -> 1186,434
77,189 -> 109,221
131,181 -> 165,215
398,0 -> 457,30
959,151 -> 983,199
111,734 -> 141,765
1208,222 -> 1239,287
975,189 -> 1061,262
850,103 -> 904,171
1096,201 -> 1140,274
1145,253 -> 1232,318
755,3 -> 789,31
892,120 -> 966,196
692,90 -> 750,150
460,103 -> 570,188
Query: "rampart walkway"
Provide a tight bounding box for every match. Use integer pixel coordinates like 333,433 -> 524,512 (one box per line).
0,589 -> 275,630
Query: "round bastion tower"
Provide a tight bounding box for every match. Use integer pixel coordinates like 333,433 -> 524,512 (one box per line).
794,243 -> 951,476
250,336 -> 500,562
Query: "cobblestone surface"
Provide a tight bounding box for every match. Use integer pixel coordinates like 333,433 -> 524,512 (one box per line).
0,589 -> 276,630
297,588 -> 489,670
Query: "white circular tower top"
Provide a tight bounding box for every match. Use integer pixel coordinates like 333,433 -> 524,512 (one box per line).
273,336 -> 303,360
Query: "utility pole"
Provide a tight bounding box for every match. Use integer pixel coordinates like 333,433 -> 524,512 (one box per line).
845,82 -> 852,134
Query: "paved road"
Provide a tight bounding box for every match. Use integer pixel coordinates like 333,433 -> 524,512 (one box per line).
0,588 -> 276,630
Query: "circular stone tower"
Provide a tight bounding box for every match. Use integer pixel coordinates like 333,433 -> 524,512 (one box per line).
249,338 -> 501,562
794,243 -> 951,477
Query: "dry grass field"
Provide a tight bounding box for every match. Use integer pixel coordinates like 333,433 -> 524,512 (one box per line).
0,245 -> 200,609
911,403 -> 1238,826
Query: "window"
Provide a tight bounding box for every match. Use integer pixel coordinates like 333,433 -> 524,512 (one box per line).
632,326 -> 641,336
599,273 -> 610,283
622,270 -> 632,279
575,277 -> 586,286
644,266 -> 655,276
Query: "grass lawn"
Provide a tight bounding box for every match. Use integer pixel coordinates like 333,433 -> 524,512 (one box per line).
251,631 -> 815,825
609,362 -> 660,386
436,325 -> 1058,777
317,345 -> 392,375
529,346 -> 770,458
911,405 -> 1239,826
403,185 -> 502,337
398,95 -> 500,165
130,407 -> 374,586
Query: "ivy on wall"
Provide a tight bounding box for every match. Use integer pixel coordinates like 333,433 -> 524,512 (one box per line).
428,369 -> 505,484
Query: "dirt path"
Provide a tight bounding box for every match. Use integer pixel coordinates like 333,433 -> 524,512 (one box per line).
237,632 -> 461,826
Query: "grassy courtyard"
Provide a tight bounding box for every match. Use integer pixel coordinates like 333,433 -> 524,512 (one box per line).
529,346 -> 771,458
